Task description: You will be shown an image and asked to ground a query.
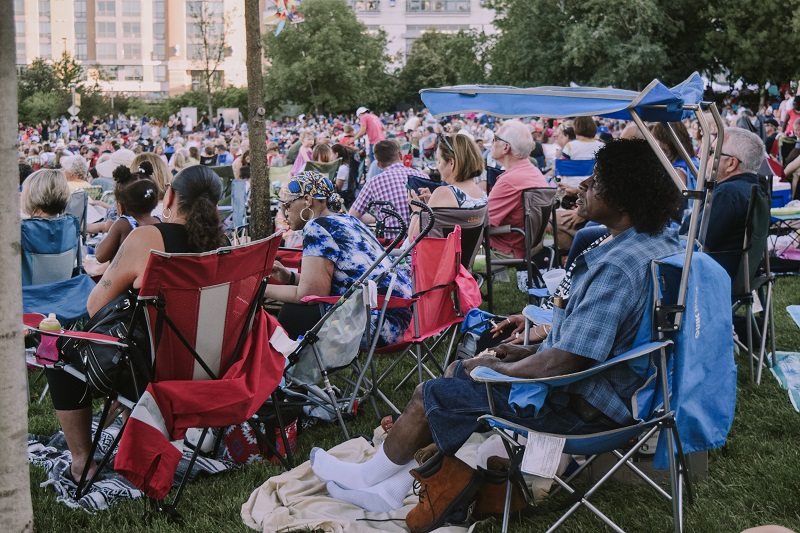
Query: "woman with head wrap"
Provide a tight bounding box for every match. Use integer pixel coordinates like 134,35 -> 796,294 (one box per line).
266,171 -> 412,344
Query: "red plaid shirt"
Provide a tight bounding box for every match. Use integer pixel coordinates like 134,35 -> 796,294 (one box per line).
352,162 -> 428,235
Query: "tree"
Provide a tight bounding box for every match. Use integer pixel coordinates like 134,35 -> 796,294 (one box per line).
0,2 -> 34,531
488,0 -> 709,89
52,50 -> 85,92
263,0 -> 392,115
396,30 -> 489,107
703,0 -> 800,85
186,0 -> 234,117
17,58 -> 61,101
245,0 -> 271,239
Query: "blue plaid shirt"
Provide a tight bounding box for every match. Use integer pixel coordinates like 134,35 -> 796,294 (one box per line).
539,227 -> 683,424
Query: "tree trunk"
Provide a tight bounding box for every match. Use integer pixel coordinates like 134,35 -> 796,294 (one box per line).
0,2 -> 34,531
245,0 -> 271,239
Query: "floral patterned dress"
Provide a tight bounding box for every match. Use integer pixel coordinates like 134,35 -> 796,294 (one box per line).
303,214 -> 412,346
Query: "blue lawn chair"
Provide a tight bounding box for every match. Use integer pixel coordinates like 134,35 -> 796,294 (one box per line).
470,252 -> 735,533
20,215 -> 81,286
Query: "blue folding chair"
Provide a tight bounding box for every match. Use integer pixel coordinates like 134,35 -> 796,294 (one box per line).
553,159 -> 596,185
20,215 -> 81,286
471,252 -> 735,533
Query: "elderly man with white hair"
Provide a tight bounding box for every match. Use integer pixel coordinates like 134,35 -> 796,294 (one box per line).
60,155 -> 92,192
487,119 -> 550,260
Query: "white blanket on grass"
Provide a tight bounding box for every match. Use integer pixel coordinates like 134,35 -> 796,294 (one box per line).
242,429 -> 555,533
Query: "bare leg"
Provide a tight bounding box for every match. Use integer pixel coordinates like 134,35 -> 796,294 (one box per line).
382,383 -> 434,465
55,407 -> 98,480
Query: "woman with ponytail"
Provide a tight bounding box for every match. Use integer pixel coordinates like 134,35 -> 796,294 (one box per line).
51,165 -> 226,483
265,171 -> 412,345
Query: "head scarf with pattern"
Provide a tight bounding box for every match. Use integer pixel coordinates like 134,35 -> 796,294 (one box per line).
286,170 -> 343,212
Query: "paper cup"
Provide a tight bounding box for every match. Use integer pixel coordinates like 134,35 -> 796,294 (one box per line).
542,269 -> 567,294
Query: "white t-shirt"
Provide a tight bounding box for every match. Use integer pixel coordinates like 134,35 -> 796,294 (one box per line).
336,163 -> 350,191
561,139 -> 604,160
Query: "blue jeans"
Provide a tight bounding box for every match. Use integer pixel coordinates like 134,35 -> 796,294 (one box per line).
422,362 -> 619,455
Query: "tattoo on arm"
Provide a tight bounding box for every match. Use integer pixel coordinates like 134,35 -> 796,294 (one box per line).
101,279 -> 112,289
110,244 -> 124,271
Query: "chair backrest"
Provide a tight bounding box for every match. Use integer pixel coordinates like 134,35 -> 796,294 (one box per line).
304,159 -> 342,182
554,158 -> 596,178
211,165 -> 234,207
137,232 -> 282,382
85,185 -> 103,201
732,182 -> 771,296
65,188 -> 88,236
20,215 -> 81,286
522,187 -> 557,261
407,227 -> 464,340
100,190 -> 115,205
420,205 -> 488,270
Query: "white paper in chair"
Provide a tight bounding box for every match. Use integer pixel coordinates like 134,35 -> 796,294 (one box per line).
521,431 -> 566,478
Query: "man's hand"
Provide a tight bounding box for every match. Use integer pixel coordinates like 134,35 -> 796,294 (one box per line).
490,314 -> 526,344
461,354 -> 502,376
493,343 -> 536,363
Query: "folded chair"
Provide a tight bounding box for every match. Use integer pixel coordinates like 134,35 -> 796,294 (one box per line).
371,226 -> 468,392
25,233 -> 292,519
470,252 -> 735,533
484,187 -> 556,311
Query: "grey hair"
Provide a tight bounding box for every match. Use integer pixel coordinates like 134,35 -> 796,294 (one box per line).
21,169 -> 70,216
723,127 -> 765,174
60,154 -> 89,180
497,119 -> 534,159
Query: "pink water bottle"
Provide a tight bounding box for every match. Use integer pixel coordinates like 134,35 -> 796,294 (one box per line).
37,313 -> 61,364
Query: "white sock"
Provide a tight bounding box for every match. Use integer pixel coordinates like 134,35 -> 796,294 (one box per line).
310,445 -> 405,489
326,466 -> 414,512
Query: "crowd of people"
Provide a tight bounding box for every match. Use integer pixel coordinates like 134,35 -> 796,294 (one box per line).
18,86 -> 797,531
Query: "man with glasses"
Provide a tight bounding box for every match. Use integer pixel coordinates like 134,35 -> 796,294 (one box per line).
701,127 -> 769,278
487,120 -> 550,264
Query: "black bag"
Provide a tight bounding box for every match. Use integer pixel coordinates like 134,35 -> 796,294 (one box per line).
57,290 -> 150,399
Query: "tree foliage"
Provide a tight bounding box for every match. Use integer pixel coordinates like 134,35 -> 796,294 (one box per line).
488,0 -> 707,89
186,0 -> 234,116
262,0 -> 391,115
396,30 -> 489,106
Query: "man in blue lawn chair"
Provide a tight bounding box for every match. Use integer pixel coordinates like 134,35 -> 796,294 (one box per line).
309,139 -> 684,532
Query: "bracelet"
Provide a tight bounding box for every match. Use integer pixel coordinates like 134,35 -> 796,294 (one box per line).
289,272 -> 296,285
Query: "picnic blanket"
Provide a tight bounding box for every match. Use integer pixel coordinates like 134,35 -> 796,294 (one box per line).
770,351 -> 800,412
242,428 -> 557,533
28,417 -> 236,511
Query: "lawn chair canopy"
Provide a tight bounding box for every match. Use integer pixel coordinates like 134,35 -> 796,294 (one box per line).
419,72 -> 704,122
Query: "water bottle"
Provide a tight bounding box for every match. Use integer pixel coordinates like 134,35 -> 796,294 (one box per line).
37,313 -> 61,364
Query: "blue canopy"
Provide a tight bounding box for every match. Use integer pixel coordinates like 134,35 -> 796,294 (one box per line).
419,72 -> 704,123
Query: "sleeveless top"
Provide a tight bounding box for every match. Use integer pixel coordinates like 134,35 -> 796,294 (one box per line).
121,214 -> 162,230
155,223 -> 192,253
448,185 -> 488,209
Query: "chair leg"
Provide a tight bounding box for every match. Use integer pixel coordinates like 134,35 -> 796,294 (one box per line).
76,397 -> 115,499
170,427 -> 207,512
746,302 -> 755,382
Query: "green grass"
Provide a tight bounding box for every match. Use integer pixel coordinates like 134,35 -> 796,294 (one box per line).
28,274 -> 800,532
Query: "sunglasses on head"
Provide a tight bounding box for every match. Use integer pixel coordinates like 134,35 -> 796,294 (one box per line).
439,134 -> 456,155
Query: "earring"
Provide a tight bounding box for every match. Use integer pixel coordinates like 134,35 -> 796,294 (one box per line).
300,206 -> 314,222
163,207 -> 172,220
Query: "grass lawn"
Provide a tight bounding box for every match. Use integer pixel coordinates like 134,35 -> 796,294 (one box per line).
27,267 -> 800,532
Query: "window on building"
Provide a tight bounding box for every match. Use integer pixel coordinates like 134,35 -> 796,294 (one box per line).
39,21 -> 50,35
406,0 -> 470,12
191,70 -> 223,90
97,1 -> 116,16
152,43 -> 166,61
75,22 -> 87,39
351,1 -> 380,11
75,43 -> 88,60
40,43 -> 52,59
14,0 -> 24,16
186,1 -> 224,18
153,0 -> 165,17
97,21 -> 115,38
154,65 -> 167,82
16,42 -> 26,62
38,0 -> 51,14
122,66 -> 143,81
122,1 -> 140,17
74,0 -> 86,18
123,22 -> 141,37
16,21 -> 25,35
122,43 -> 141,59
153,22 -> 165,39
97,43 -> 117,59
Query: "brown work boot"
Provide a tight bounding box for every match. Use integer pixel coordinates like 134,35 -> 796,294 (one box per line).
405,452 -> 482,533
474,456 -> 528,517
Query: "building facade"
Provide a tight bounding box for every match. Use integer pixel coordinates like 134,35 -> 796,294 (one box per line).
14,0 -> 495,98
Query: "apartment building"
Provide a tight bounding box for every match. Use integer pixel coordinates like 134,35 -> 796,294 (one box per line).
14,0 -> 495,97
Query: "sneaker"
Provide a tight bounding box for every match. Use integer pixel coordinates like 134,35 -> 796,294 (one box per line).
406,452 -> 483,533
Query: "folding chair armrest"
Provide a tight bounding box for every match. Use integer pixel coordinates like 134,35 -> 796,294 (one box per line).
527,288 -> 551,299
522,305 -> 553,325
301,294 -> 417,309
301,295 -> 340,305
488,225 -> 524,238
23,324 -> 124,346
469,340 -> 672,387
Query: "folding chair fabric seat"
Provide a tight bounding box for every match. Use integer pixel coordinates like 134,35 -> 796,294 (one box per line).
28,234 -> 291,503
470,252 -> 735,533
420,204 -> 489,271
23,274 -> 96,324
21,215 -> 81,286
304,159 -> 342,182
